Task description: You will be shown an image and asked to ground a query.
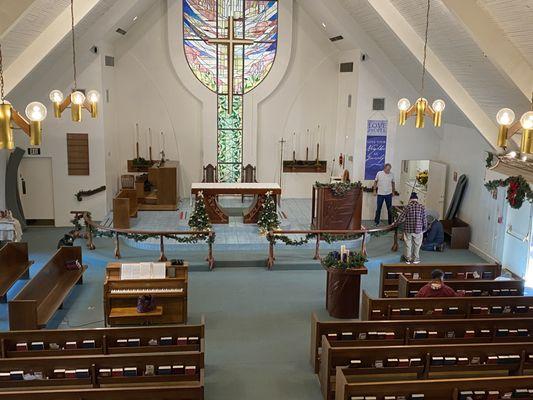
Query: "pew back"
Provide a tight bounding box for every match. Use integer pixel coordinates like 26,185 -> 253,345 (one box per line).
0,242 -> 33,299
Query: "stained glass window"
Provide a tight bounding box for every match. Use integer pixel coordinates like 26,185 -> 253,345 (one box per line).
183,0 -> 278,182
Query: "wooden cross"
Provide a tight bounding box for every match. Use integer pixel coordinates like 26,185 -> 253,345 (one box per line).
208,17 -> 254,115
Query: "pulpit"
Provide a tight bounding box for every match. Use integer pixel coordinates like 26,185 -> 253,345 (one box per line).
311,184 -> 363,230
324,265 -> 368,318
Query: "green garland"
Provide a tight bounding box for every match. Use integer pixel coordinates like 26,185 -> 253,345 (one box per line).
486,152 -> 495,168
322,250 -> 368,269
314,181 -> 363,196
484,175 -> 533,209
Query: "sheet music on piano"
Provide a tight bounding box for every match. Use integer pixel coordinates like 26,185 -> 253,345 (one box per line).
120,262 -> 167,280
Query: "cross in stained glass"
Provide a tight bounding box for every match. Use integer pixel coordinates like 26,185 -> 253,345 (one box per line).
207,16 -> 254,115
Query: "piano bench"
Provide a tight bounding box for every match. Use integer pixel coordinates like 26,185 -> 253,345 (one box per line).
109,306 -> 164,319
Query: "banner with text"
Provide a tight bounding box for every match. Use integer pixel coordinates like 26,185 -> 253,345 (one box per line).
364,119 -> 388,180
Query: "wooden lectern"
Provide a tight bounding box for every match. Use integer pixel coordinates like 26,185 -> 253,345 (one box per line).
312,184 -> 362,230
324,265 -> 368,319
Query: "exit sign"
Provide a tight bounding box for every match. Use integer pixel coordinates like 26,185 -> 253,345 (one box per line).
27,148 -> 41,156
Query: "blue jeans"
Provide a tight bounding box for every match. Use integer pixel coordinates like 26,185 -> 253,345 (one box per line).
375,194 -> 393,225
422,242 -> 439,251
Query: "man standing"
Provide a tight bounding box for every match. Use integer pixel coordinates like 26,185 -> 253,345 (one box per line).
395,192 -> 427,264
373,163 -> 395,226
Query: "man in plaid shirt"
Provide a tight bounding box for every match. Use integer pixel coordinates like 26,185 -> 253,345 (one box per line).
395,192 -> 427,264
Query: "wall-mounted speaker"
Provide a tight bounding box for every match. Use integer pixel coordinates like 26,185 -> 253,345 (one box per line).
340,62 -> 354,73
373,98 -> 385,111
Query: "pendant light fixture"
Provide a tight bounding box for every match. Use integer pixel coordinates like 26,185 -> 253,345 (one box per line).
397,0 -> 445,129
495,94 -> 533,156
49,0 -> 100,122
0,43 -> 47,150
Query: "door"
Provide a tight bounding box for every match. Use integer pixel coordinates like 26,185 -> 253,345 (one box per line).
18,157 -> 55,225
426,161 -> 447,217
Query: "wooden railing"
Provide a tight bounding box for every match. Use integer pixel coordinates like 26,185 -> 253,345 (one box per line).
70,211 -> 216,270
265,224 -> 399,269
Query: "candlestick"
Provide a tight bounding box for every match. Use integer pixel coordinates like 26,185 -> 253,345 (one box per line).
316,143 -> 320,164
148,128 -> 152,161
135,123 -> 140,159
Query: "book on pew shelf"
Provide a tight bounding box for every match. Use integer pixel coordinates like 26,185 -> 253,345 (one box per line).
349,359 -> 362,368
444,272 -> 453,279
16,343 -> 28,351
358,333 -> 367,340
385,332 -> 395,340
482,271 -> 493,279
457,272 -> 466,279
377,332 -> 386,339
430,356 -> 444,366
49,343 -> 60,350
391,308 -> 400,316
75,369 -> 90,378
188,336 -> 199,345
172,365 -> 185,375
145,365 -> 155,376
446,331 -> 455,339
444,356 -> 457,365
384,397 -> 396,400
409,358 -> 422,366
53,369 -> 66,379
65,370 -> 76,379
414,308 -> 424,315
327,333 -> 338,341
428,331 -> 438,338
364,397 -> 377,400
446,307 -> 459,315
501,289 -> 510,296
527,354 -> 533,363
433,308 -> 443,315
410,395 -> 424,400
409,291 -> 417,297
371,309 -> 382,317
160,337 -> 173,346
367,332 -> 378,339
386,272 -> 397,279
457,357 -> 469,365
413,273 -> 420,280
507,354 -> 521,363
176,337 -> 188,345
400,308 -> 410,315
491,306 -> 503,314
112,368 -> 124,377
492,289 -> 501,296
487,355 -> 498,364
148,339 -> 158,346
513,389 -> 529,397
473,391 -> 486,399
459,392 -> 473,400
341,332 -> 353,340
398,358 -> 409,367
496,328 -> 509,336
98,368 -> 111,377
0,373 -> 9,381
9,371 -> 23,381
479,329 -> 491,337
508,329 -> 518,336
374,360 -> 384,368
158,366 -> 172,375
81,340 -> 96,349
127,338 -> 140,347
116,339 -> 128,347
471,306 -> 481,314
470,356 -> 480,365
464,330 -> 475,338
386,358 -> 399,367
30,342 -> 44,350
473,290 -> 483,296
349,397 -> 364,400
65,341 -> 77,349
486,391 -> 499,400
510,289 -> 519,295
185,366 -> 196,376
124,367 -> 138,377
517,329 -> 529,336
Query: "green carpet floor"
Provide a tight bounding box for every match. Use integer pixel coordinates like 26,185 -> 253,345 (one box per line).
1,227 -> 486,399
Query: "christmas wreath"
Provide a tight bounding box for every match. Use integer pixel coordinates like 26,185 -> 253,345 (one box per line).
484,175 -> 533,209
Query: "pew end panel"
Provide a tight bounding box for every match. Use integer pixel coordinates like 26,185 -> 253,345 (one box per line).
8,300 -> 38,330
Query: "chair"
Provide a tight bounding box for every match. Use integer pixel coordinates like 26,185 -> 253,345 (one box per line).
241,164 -> 257,202
121,175 -> 135,189
202,164 -> 218,183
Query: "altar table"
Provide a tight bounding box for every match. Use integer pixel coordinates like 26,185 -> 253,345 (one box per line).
191,183 -> 281,224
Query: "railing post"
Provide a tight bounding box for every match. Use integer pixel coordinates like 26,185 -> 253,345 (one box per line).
391,227 -> 399,252
313,233 -> 321,260
114,232 -> 121,259
361,232 -> 367,256
159,235 -> 168,262
86,224 -> 95,250
267,232 -> 275,269
207,232 -> 215,270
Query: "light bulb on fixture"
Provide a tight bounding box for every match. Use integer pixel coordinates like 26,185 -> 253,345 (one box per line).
25,102 -> 47,146
520,111 -> 533,130
397,98 -> 411,125
507,151 -> 517,158
495,108 -> 516,148
522,155 -> 528,162
49,90 -> 64,117
86,90 -> 100,118
432,99 -> 445,127
520,111 -> 533,155
71,91 -> 86,122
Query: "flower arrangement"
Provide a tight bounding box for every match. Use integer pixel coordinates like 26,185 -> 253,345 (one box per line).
416,170 -> 429,187
322,247 -> 368,269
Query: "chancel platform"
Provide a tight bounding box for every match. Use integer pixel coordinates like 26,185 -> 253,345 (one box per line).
191,182 -> 281,224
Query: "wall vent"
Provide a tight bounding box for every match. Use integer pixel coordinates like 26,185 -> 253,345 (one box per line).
329,35 -> 344,42
105,56 -> 115,67
373,98 -> 385,111
116,28 -> 127,35
340,62 -> 354,73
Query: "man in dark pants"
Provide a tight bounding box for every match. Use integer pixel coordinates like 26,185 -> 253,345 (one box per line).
373,163 -> 395,226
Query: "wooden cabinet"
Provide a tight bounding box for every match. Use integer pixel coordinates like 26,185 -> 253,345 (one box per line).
136,161 -> 179,211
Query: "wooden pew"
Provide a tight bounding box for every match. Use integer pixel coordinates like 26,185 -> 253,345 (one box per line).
8,247 -> 87,330
398,273 -> 525,298
361,291 -> 533,321
310,312 -> 533,373
0,242 -> 33,303
0,385 -> 204,400
113,189 -> 138,229
0,321 -> 205,358
335,373 -> 533,400
0,351 -> 204,393
320,340 -> 533,400
379,262 -> 502,298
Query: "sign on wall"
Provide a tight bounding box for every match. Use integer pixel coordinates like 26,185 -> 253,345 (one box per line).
364,119 -> 388,180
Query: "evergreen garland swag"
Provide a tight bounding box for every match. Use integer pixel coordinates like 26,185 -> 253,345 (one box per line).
484,175 -> 533,209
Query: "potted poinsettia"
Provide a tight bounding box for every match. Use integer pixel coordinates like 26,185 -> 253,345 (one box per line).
321,248 -> 368,319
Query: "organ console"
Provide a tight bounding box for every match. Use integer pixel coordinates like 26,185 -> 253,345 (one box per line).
104,262 -> 188,327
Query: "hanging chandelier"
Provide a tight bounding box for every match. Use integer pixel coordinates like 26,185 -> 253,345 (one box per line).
397,0 -> 445,129
0,43 -> 47,150
495,94 -> 533,156
49,0 -> 100,122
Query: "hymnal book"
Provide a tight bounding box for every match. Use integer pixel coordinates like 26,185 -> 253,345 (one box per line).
384,397 -> 396,400
482,271 -> 493,279
30,342 -> 44,350
374,360 -> 384,368
112,368 -> 124,377
443,357 -> 456,365
473,391 -> 486,399
479,329 -> 491,337
53,369 -> 66,379
496,329 -> 509,337
158,366 -> 172,375
457,272 -> 466,279
386,358 -> 399,367
124,367 -> 138,377
409,358 -> 422,366
185,366 -> 196,376
127,338 -> 140,347
433,308 -> 443,315
471,307 -> 481,314
464,330 -> 475,338
517,329 -> 529,337
0,373 -> 9,381
508,354 -> 520,363
16,343 -> 28,352
414,308 -> 424,315
9,371 -> 23,381
341,332 -> 353,340
377,332 -> 386,339
398,358 -> 409,367
411,395 -> 424,400
385,332 -> 395,340
487,355 -> 498,364
492,289 -> 501,296
327,333 -> 338,341
357,333 -> 367,340
510,289 -> 519,295
49,343 -> 60,350
65,341 -> 77,349
509,330 -> 519,337
472,290 -> 482,297
349,359 -> 362,368
399,308 -> 410,315
99,368 -> 111,377
117,339 -> 128,347
172,365 -> 185,375
65,370 -> 76,379
446,307 -> 459,315
81,340 -> 96,349
459,391 -> 473,400
75,369 -> 90,378
386,272 -> 397,279
444,272 -> 453,279
409,291 -> 418,297
430,356 -> 444,366
514,389 -> 529,397
491,306 -> 503,314
446,331 -> 455,339
457,357 -> 469,365
177,337 -> 188,345
367,332 -> 378,339
428,331 -> 438,338
371,309 -> 382,317
365,397 -> 377,400
145,365 -> 155,376
500,289 -> 510,296
391,309 -> 400,316
350,397 -> 364,400
160,337 -> 173,346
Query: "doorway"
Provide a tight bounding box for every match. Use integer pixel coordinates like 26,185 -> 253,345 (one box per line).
18,157 -> 55,226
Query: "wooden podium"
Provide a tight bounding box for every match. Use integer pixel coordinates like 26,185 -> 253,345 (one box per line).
135,161 -> 179,211
312,184 -> 362,230
324,265 -> 368,319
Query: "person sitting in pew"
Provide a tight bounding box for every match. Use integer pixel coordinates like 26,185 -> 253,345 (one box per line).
421,211 -> 445,252
416,269 -> 465,297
